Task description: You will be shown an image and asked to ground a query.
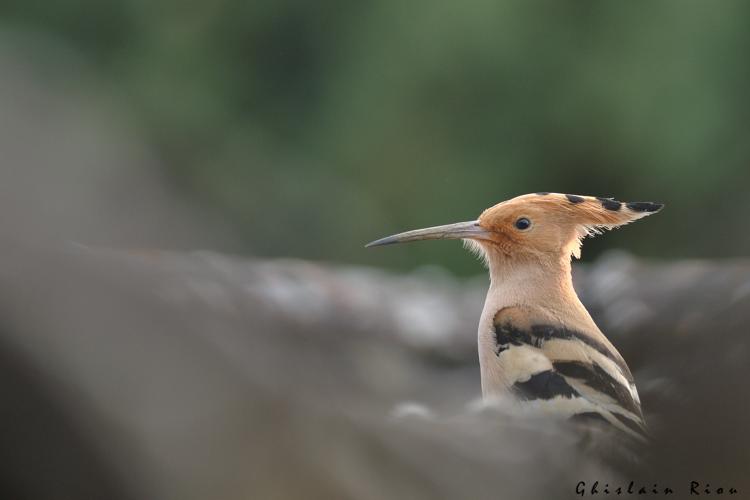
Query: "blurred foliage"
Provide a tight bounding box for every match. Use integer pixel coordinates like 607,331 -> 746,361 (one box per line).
2,0 -> 750,274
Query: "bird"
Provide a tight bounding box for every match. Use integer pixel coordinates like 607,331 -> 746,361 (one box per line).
366,193 -> 663,441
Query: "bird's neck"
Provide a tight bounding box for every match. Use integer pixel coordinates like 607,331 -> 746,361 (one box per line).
483,252 -> 595,328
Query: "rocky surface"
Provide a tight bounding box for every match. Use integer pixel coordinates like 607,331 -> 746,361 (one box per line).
1,245 -> 748,500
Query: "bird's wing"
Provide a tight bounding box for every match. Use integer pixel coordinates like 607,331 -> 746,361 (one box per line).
492,309 -> 646,441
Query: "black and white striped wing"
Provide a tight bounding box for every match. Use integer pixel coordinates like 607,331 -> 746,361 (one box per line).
494,320 -> 647,440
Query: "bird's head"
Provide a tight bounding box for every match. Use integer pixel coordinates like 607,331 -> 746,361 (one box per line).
366,192 -> 663,265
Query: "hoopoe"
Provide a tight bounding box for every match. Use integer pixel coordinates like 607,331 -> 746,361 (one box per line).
367,193 -> 663,440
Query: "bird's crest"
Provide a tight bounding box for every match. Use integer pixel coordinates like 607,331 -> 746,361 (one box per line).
477,193 -> 663,259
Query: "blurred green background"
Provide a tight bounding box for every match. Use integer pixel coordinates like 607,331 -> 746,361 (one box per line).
2,0 -> 749,275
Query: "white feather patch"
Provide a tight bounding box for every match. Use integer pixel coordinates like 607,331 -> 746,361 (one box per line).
462,238 -> 489,268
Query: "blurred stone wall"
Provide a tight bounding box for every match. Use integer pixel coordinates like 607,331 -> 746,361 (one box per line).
1,245 -> 749,499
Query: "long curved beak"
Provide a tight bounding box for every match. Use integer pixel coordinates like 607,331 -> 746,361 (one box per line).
365,220 -> 490,248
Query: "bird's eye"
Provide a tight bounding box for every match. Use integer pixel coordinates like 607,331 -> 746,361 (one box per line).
515,217 -> 531,230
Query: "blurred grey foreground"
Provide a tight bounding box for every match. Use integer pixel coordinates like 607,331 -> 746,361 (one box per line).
5,247 -> 750,500
1,52 -> 749,500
